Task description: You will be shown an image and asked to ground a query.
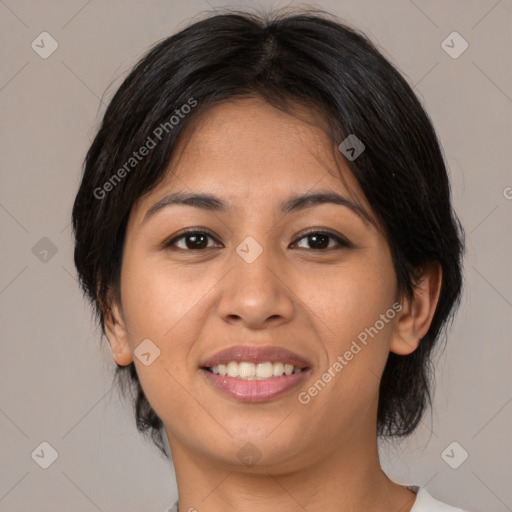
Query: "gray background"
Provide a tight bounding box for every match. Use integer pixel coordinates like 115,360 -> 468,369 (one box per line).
0,0 -> 510,511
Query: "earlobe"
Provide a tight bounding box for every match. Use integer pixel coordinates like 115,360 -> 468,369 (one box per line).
104,299 -> 133,366
390,262 -> 443,356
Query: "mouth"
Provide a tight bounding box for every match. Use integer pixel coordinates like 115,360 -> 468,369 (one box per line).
203,361 -> 305,379
199,345 -> 311,402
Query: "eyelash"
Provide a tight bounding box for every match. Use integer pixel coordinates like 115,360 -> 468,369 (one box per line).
164,228 -> 352,252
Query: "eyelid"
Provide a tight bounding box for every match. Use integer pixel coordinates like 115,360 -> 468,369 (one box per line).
163,227 -> 222,249
291,228 -> 352,249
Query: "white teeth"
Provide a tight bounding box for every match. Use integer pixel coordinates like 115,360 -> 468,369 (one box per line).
207,361 -> 304,380
272,362 -> 284,376
256,362 -> 273,379
227,361 -> 238,378
238,362 -> 256,378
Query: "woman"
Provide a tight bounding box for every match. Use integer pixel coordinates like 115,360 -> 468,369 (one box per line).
72,8 -> 467,512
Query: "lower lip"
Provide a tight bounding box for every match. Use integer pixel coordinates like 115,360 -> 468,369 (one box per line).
200,368 -> 309,402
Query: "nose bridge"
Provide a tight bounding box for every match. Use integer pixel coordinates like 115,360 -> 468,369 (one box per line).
216,231 -> 294,328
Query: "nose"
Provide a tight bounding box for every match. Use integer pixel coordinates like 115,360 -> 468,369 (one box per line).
216,241 -> 295,330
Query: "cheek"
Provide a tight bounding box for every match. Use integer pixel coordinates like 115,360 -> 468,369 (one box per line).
118,254 -> 211,423
302,255 -> 396,349
299,252 -> 397,400
120,254 -> 206,341
119,252 -> 221,391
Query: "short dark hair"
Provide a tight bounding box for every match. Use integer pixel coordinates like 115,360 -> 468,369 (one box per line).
72,7 -> 465,459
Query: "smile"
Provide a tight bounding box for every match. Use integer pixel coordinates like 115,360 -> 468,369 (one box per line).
206,361 -> 303,379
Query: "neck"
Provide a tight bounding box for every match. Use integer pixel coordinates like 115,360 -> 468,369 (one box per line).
166,419 -> 417,512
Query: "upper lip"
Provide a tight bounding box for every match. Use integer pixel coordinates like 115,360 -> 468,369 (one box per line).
201,345 -> 311,369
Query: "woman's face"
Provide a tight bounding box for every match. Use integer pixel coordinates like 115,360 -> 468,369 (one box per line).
108,97 -> 410,471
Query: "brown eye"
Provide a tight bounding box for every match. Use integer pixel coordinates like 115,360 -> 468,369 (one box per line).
165,230 -> 220,251
292,230 -> 351,251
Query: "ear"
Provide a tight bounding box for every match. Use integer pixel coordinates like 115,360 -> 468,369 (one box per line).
390,262 -> 443,356
103,296 -> 133,366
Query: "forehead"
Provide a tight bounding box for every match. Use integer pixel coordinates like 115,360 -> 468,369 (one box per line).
135,96 -> 371,218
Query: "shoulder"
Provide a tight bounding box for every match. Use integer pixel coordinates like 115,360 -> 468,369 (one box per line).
410,486 -> 469,512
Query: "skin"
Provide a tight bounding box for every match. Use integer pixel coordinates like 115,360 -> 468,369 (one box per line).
105,96 -> 442,512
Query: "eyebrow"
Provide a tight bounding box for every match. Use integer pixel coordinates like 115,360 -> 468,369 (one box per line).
142,190 -> 371,225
